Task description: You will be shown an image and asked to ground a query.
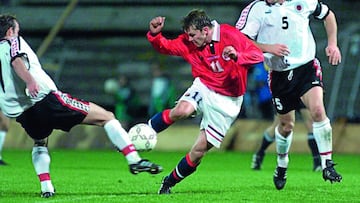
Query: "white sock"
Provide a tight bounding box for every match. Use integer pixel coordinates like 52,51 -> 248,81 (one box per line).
275,126 -> 293,168
0,131 -> 6,160
32,146 -> 54,193
104,120 -> 141,164
313,117 -> 332,169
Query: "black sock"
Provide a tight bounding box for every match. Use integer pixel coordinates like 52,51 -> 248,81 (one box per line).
257,132 -> 274,155
307,133 -> 321,165
167,154 -> 198,186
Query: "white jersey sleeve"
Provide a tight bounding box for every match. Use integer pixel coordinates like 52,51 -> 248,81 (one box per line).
236,0 -> 265,40
0,36 -> 57,118
236,0 -> 328,71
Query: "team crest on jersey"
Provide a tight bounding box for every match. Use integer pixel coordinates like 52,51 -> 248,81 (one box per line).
222,52 -> 231,61
294,3 -> 304,12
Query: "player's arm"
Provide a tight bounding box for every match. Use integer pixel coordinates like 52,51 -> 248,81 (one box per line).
228,30 -> 264,65
11,57 -> 39,97
149,16 -> 165,36
312,1 -> 341,65
236,2 -> 289,57
254,42 -> 290,57
147,16 -> 188,56
323,10 -> 341,65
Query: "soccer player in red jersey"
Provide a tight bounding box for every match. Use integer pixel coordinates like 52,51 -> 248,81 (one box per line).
146,9 -> 264,194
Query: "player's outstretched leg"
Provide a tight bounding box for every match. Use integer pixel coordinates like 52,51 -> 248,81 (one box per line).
148,109 -> 174,133
104,119 -> 163,175
322,159 -> 342,183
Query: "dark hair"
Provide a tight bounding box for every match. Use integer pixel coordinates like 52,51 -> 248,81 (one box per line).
181,9 -> 213,32
0,14 -> 17,38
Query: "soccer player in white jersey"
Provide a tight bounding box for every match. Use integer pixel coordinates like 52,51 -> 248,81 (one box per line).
236,0 -> 342,190
0,14 -> 162,198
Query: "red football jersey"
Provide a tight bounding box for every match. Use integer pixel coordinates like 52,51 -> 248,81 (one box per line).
147,23 -> 263,97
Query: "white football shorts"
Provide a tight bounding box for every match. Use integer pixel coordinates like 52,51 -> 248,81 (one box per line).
179,77 -> 243,148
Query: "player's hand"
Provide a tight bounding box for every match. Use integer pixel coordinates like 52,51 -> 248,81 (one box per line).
270,44 -> 290,57
325,45 -> 341,65
222,46 -> 237,61
26,81 -> 40,98
149,16 -> 165,36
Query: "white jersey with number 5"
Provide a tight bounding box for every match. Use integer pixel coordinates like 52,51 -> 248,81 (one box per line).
0,36 -> 57,118
236,0 -> 329,71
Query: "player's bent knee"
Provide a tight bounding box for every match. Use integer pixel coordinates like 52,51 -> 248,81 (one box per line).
171,108 -> 194,120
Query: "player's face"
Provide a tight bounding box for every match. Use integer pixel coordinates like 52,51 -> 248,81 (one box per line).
185,26 -> 208,48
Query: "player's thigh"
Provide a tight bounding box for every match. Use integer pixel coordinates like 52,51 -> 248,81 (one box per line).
301,87 -> 324,109
301,86 -> 326,120
171,100 -> 195,118
82,102 -> 115,126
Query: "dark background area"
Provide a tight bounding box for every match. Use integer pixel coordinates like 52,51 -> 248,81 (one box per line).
1,0 -> 359,122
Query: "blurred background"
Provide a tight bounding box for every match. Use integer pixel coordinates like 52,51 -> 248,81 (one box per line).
1,0 -> 359,153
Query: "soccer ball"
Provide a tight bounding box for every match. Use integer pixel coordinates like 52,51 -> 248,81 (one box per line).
128,123 -> 157,151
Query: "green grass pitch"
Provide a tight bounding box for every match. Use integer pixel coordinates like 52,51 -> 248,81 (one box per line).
0,150 -> 358,203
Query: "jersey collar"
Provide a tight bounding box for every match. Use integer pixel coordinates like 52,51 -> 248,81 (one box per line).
211,20 -> 220,42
